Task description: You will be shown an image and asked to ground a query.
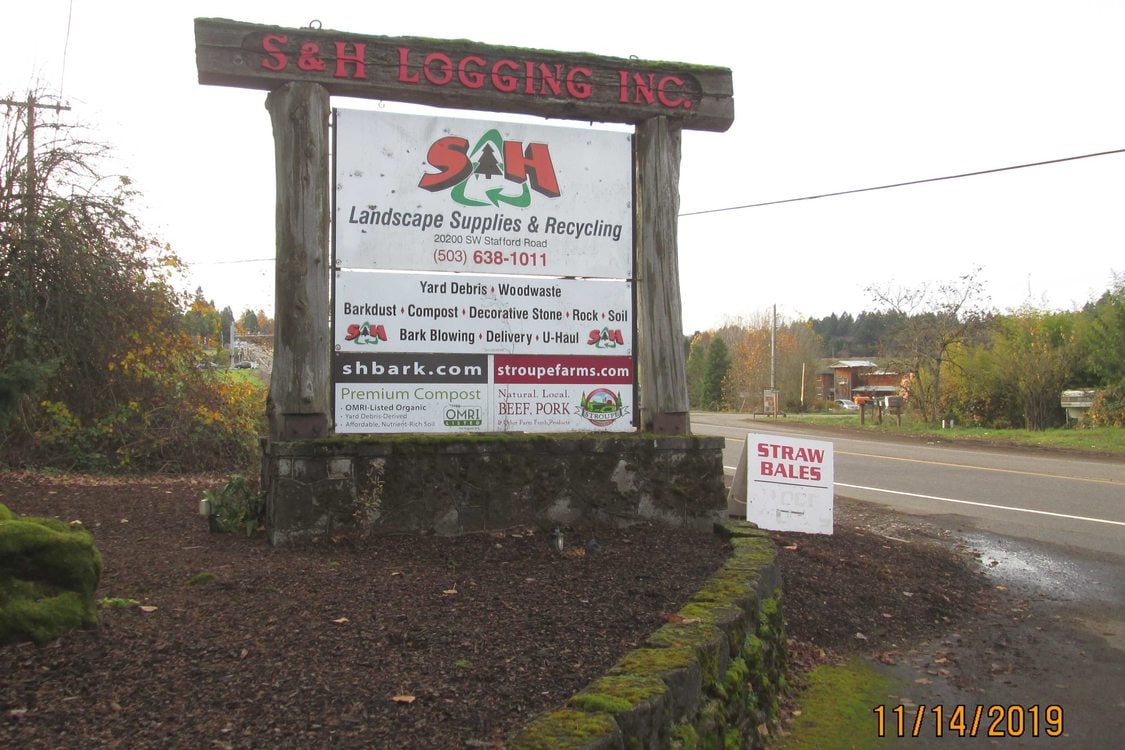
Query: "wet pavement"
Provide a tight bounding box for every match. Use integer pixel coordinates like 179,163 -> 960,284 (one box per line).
869,515 -> 1125,748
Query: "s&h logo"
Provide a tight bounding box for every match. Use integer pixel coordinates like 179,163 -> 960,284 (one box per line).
577,388 -> 630,427
586,328 -> 626,349
419,129 -> 560,208
344,322 -> 388,345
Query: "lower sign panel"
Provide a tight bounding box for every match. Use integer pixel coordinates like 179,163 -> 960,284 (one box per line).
333,353 -> 634,433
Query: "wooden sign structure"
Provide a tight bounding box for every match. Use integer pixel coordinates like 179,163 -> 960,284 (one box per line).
195,18 -> 734,439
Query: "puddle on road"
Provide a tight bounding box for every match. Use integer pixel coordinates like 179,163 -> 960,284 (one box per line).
959,531 -> 1120,605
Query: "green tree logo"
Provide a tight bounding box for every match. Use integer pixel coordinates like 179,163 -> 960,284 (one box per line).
419,129 -> 561,208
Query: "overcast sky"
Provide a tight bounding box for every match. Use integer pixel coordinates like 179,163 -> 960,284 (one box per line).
4,1 -> 1123,333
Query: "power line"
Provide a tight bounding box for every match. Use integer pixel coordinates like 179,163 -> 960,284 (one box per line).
193,257 -> 274,265
187,147 -> 1125,267
679,147 -> 1125,218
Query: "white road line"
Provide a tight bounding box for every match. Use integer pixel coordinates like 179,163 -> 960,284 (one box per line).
836,482 -> 1125,528
840,450 -> 1124,486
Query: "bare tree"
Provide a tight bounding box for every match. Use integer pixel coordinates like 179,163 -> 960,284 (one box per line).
866,268 -> 991,423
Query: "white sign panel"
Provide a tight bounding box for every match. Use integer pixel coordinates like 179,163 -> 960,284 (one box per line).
745,433 -> 834,534
335,271 -> 632,355
335,109 -> 633,279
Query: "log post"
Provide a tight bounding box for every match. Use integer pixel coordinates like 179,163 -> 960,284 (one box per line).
635,116 -> 691,434
264,82 -> 331,440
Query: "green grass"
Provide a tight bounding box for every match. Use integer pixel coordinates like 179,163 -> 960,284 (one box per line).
767,413 -> 1125,455
777,657 -> 897,749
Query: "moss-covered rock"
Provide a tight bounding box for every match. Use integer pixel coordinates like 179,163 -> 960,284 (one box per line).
507,709 -> 624,749
0,504 -> 103,645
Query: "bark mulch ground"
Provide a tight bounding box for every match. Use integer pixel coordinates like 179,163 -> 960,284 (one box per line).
0,472 -> 990,748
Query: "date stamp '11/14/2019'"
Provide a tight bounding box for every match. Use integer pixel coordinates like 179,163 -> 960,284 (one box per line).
873,704 -> 1064,738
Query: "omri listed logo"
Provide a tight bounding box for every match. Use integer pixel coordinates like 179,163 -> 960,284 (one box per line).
418,129 -> 560,208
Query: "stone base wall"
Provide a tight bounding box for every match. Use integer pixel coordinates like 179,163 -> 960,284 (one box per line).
263,435 -> 727,544
508,522 -> 785,750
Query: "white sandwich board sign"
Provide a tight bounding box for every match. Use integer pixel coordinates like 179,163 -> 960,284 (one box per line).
745,433 -> 834,534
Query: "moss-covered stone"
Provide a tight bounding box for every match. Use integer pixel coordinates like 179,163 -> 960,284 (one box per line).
647,620 -> 728,687
669,722 -> 699,750
0,509 -> 103,645
569,674 -> 667,714
506,516 -> 786,750
507,709 -> 623,750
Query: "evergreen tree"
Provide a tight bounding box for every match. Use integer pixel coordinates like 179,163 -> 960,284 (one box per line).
702,337 -> 730,410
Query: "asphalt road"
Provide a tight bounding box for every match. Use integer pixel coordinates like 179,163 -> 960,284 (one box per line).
692,411 -> 1125,746
691,412 -> 1125,560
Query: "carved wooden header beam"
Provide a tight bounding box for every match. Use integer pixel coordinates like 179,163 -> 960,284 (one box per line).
195,18 -> 734,132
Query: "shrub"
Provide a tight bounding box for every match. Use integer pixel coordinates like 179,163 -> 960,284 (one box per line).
0,505 -> 103,645
203,474 -> 265,536
1084,385 -> 1125,427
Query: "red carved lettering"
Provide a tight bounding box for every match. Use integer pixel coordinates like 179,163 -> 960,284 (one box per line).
458,56 -> 486,89
657,75 -> 686,108
631,73 -> 656,105
298,43 -> 326,72
335,42 -> 366,79
567,67 -> 593,99
262,34 -> 289,72
502,142 -> 560,198
397,47 -> 420,83
423,52 -> 454,85
535,63 -> 563,96
492,59 -> 519,92
523,61 -> 537,95
418,137 -> 473,192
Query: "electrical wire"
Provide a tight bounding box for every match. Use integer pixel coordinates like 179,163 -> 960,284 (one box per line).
679,147 -> 1125,218
59,0 -> 74,99
191,147 -> 1125,266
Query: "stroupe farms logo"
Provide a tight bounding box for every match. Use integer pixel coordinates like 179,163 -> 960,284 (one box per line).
418,129 -> 560,208
577,388 -> 629,427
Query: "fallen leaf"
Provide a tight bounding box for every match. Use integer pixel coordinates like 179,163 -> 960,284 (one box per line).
783,544 -> 798,551
442,585 -> 458,595
854,632 -> 868,641
914,677 -> 931,685
392,694 -> 416,704
333,617 -> 350,624
239,648 -> 249,659
138,605 -> 158,613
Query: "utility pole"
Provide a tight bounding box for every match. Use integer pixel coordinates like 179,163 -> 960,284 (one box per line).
1,94 -> 72,236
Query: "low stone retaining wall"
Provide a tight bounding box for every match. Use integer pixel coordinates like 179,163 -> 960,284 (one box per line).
507,522 -> 785,750
263,435 -> 726,544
